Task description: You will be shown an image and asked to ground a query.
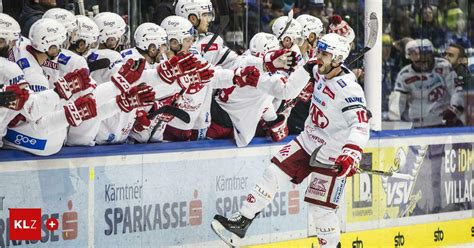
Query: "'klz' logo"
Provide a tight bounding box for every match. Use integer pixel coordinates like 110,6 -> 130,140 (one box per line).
394,232 -> 405,247
434,227 -> 444,242
9,208 -> 41,240
352,237 -> 363,248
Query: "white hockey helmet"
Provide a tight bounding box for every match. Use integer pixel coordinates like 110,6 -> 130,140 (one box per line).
93,12 -> 127,44
175,0 -> 215,21
296,14 -> 324,39
249,32 -> 280,57
405,39 -> 434,59
272,16 -> 304,46
327,15 -> 355,43
29,18 -> 67,53
0,13 -> 21,44
316,33 -> 351,62
71,15 -> 99,47
134,22 -> 168,51
43,8 -> 77,35
160,16 -> 196,44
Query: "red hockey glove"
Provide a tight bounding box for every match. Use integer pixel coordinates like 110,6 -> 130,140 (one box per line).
8,114 -> 26,128
265,114 -> 288,142
299,80 -> 314,103
335,144 -> 362,178
116,83 -> 155,113
264,49 -> 297,73
157,52 -> 198,84
111,58 -> 146,93
441,105 -> 463,127
54,68 -> 92,100
64,94 -> 97,127
233,66 -> 260,87
133,110 -> 151,132
2,83 -> 29,110
153,93 -> 180,122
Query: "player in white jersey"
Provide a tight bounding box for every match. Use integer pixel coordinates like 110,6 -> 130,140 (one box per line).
388,39 -> 464,127
211,33 -> 370,248
296,14 -> 324,61
272,15 -> 305,66
211,32 -> 308,146
88,12 -> 127,84
155,15 -> 260,141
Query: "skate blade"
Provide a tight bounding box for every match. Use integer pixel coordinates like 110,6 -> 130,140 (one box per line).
210,220 -> 241,248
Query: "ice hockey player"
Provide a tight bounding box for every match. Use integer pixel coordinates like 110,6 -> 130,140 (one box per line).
388,39 -> 464,127
296,14 -> 324,61
211,33 -> 371,248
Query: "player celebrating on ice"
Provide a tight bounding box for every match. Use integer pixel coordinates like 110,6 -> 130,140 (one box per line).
211,33 -> 371,248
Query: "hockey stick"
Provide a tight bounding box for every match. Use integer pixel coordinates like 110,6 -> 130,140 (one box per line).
76,0 -> 86,15
277,9 -> 294,40
147,105 -> 190,123
309,146 -> 413,180
203,0 -> 230,53
346,12 -> 378,66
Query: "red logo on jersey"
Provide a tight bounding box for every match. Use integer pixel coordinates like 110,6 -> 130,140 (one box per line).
218,86 -> 236,102
428,86 -> 445,102
42,60 -> 58,70
310,104 -> 329,128
435,68 -> 443,75
322,86 -> 335,99
278,144 -> 292,157
404,75 -> 428,84
186,83 -> 206,94
201,43 -> 218,52
246,194 -> 256,203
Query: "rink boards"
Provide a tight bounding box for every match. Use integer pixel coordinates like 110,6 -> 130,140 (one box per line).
0,127 -> 473,247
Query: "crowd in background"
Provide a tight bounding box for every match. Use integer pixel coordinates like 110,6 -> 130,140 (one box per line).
2,0 -> 474,137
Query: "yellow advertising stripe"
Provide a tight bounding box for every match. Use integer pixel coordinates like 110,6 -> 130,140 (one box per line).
246,218 -> 474,248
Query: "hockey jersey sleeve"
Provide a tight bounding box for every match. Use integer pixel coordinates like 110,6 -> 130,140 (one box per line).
445,66 -> 465,110
257,67 -> 310,100
340,80 -> 370,150
199,35 -> 239,69
388,68 -> 410,120
209,67 -> 235,89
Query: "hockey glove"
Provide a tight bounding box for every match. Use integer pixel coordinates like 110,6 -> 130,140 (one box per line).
1,83 -> 29,111
233,66 -> 260,87
265,114 -> 289,142
64,94 -> 97,127
177,62 -> 214,91
441,105 -> 463,127
133,110 -> 151,132
54,68 -> 92,100
264,49 -> 297,73
299,80 -> 314,103
157,52 -> 198,84
335,144 -> 363,178
116,83 -> 155,113
111,58 -> 146,93
152,93 -> 181,122
8,114 -> 26,128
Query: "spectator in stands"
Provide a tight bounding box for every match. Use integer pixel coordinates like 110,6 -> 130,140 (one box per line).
19,0 -> 57,37
381,34 -> 399,120
388,39 -> 465,128
444,14 -> 471,49
391,6 -> 415,41
444,43 -> 472,99
413,5 -> 445,48
304,0 -> 328,27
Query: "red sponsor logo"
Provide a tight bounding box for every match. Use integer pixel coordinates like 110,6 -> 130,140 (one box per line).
428,86 -> 445,102
201,43 -> 218,52
318,237 -> 327,245
186,83 -> 206,94
288,185 -> 300,214
9,208 -> 42,240
404,75 -> 428,84
218,86 -> 236,102
189,190 -> 202,226
42,60 -> 58,70
246,194 -> 256,203
310,104 -> 329,129
322,86 -> 334,99
278,144 -> 292,157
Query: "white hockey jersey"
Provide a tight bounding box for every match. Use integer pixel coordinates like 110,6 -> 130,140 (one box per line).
192,33 -> 239,69
389,58 -> 463,127
293,66 -> 370,164
87,49 -> 123,84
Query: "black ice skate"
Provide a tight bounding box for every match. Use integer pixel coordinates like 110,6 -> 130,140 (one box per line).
211,212 -> 253,247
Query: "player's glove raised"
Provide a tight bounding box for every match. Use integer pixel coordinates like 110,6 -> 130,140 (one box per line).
54,68 -> 93,100
335,144 -> 362,178
157,52 -> 198,84
441,105 -> 463,127
64,94 -> 97,127
0,83 -> 29,111
111,58 -> 146,93
264,49 -> 297,73
116,83 -> 155,113
233,66 -> 260,87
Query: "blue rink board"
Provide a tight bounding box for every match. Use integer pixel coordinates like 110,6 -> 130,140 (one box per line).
1,126 -> 473,162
